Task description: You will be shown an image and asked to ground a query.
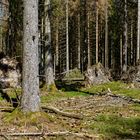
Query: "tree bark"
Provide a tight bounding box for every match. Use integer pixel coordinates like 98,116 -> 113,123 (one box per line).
78,12 -> 81,69
122,0 -> 128,73
44,0 -> 55,90
96,1 -> 99,64
137,0 -> 140,63
21,0 -> 40,112
120,35 -> 123,74
105,0 -> 108,69
66,0 -> 69,72
87,12 -> 91,67
130,20 -> 133,65
55,17 -> 59,66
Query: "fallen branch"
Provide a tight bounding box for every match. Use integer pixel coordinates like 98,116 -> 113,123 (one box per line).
106,92 -> 140,104
0,106 -> 82,119
97,88 -> 140,104
42,106 -> 83,119
0,131 -> 99,139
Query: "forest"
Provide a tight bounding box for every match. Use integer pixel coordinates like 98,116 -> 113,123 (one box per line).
0,0 -> 140,139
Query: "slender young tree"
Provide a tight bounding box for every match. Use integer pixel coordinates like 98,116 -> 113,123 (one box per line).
122,0 -> 128,73
137,0 -> 140,63
66,0 -> 69,72
87,10 -> 91,67
21,0 -> 40,112
55,17 -> 59,66
78,12 -> 81,69
105,0 -> 108,69
96,0 -> 99,64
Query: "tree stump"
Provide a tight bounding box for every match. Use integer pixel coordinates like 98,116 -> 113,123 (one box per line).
84,63 -> 110,86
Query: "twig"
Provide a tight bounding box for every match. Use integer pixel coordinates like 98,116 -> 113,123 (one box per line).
42,106 -> 83,119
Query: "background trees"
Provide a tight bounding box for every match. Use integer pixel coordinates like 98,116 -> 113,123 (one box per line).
0,0 -> 139,83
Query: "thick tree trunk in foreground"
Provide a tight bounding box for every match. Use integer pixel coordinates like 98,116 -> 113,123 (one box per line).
44,0 -> 55,90
21,0 -> 40,112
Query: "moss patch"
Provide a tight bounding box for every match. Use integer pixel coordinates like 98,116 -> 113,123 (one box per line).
63,68 -> 84,80
82,81 -> 140,99
41,83 -> 58,94
3,108 -> 54,125
41,91 -> 88,104
90,114 -> 140,139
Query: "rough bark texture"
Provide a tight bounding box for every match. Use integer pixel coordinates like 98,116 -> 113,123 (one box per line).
84,63 -> 110,86
21,0 -> 40,112
44,0 -> 55,90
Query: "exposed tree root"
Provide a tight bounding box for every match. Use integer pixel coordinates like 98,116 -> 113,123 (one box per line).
0,131 -> 99,139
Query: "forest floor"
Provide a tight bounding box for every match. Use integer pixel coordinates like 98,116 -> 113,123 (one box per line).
0,81 -> 140,140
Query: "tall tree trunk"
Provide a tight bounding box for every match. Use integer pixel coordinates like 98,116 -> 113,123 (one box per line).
87,12 -> 91,67
44,0 -> 55,90
105,0 -> 108,69
66,0 -> 69,72
122,0 -> 128,73
56,17 -> 59,66
96,0 -> 99,64
130,20 -> 133,65
120,35 -> 123,74
21,0 -> 40,112
78,12 -> 81,69
137,0 -> 140,63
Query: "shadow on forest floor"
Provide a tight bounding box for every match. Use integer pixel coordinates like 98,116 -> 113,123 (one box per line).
56,80 -> 84,92
0,89 -> 19,108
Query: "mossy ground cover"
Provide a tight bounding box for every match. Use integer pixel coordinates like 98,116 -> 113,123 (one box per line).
90,114 -> 140,139
0,81 -> 140,139
81,81 -> 140,99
